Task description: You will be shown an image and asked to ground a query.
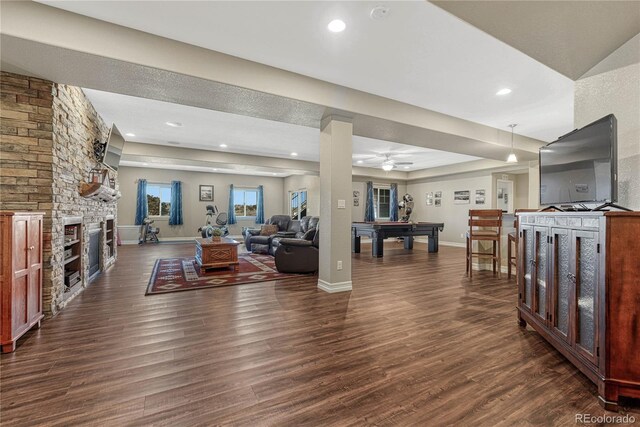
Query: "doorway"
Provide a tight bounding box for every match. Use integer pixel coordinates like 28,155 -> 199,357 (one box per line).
496,179 -> 514,213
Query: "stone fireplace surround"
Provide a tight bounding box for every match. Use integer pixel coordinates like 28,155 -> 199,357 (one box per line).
0,71 -> 118,315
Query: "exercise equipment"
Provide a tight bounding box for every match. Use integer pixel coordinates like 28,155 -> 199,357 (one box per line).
198,205 -> 229,238
139,218 -> 160,244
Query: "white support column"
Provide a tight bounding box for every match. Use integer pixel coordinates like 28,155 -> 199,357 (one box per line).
318,116 -> 353,293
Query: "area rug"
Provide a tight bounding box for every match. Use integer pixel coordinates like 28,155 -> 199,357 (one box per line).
146,253 -> 304,295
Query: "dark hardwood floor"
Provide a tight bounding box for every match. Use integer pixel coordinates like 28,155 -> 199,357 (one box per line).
1,242 -> 636,426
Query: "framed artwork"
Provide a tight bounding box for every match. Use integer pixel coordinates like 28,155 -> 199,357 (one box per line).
454,190 -> 470,204
353,190 -> 360,198
354,199 -> 359,207
435,191 -> 442,198
199,185 -> 214,201
475,189 -> 486,205
426,192 -> 433,206
435,199 -> 442,207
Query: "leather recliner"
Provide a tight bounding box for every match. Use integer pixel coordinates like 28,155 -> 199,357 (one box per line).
274,224 -> 319,273
270,216 -> 319,256
244,215 -> 300,254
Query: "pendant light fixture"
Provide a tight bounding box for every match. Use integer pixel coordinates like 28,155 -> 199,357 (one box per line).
506,124 -> 518,163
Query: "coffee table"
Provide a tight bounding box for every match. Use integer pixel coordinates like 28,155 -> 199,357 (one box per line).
195,237 -> 240,271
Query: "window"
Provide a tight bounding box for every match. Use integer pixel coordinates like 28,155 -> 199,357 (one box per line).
290,190 -> 308,219
147,183 -> 171,217
234,188 -> 258,217
374,187 -> 390,220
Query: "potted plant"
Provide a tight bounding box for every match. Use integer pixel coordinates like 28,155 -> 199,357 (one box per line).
210,227 -> 223,242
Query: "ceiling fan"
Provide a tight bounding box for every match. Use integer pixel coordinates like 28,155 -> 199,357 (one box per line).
376,154 -> 414,171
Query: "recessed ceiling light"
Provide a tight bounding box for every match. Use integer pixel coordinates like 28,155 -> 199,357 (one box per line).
125,132 -> 135,137
328,19 -> 346,33
142,163 -> 148,166
165,121 -> 183,127
291,152 -> 298,157
496,88 -> 512,96
167,141 -> 181,145
356,160 -> 363,164
212,168 -> 218,171
272,173 -> 278,176
219,144 -> 228,148
403,166 -> 410,169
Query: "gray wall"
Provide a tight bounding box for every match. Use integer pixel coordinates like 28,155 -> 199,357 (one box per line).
408,172 -> 493,245
117,167 -> 284,239
575,36 -> 640,210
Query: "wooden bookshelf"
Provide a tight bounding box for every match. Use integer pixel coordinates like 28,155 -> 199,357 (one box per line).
63,222 -> 82,293
105,218 -> 115,259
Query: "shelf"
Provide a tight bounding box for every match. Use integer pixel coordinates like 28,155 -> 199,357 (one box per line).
79,182 -> 120,202
64,255 -> 80,265
64,239 -> 80,247
63,281 -> 82,301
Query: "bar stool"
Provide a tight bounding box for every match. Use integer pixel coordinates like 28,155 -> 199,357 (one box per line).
507,209 -> 537,280
466,209 -> 502,278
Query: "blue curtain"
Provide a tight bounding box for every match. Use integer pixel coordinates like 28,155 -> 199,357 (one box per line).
169,181 -> 183,225
256,185 -> 265,224
135,179 -> 148,225
364,181 -> 375,222
228,184 -> 237,225
389,183 -> 399,221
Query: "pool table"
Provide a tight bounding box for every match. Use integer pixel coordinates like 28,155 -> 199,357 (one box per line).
352,221 -> 445,257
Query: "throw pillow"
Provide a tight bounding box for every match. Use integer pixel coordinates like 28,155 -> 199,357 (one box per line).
260,224 -> 278,236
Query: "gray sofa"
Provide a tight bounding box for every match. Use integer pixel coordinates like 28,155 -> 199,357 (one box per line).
274,224 -> 319,273
244,215 -> 319,256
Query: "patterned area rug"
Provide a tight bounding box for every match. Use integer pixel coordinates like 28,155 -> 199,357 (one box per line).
146,253 -> 303,295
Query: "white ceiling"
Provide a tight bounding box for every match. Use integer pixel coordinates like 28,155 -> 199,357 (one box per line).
40,0 -> 574,143
85,89 -> 480,172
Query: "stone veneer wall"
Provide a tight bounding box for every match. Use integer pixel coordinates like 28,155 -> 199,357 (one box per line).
0,71 -> 118,315
50,84 -> 118,312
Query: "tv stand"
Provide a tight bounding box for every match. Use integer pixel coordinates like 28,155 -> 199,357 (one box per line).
593,202 -> 632,212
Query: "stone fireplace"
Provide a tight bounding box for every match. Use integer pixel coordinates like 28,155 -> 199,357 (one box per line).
0,71 -> 118,315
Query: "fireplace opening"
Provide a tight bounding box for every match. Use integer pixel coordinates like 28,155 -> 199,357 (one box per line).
88,229 -> 101,282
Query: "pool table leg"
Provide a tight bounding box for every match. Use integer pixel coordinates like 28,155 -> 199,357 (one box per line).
404,236 -> 414,250
372,232 -> 384,257
428,231 -> 439,253
352,231 -> 361,253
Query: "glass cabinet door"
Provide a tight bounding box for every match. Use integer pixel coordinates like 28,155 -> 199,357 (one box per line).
574,230 -> 599,364
533,226 -> 549,323
520,225 -> 534,310
551,228 -> 572,342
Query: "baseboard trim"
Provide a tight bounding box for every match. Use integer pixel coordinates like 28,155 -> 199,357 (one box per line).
439,241 -> 466,248
318,279 -> 352,293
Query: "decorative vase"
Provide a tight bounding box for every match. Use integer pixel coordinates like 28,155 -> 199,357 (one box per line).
212,236 -> 221,242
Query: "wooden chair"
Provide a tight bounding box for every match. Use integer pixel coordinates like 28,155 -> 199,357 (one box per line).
466,209 -> 502,279
507,209 -> 538,280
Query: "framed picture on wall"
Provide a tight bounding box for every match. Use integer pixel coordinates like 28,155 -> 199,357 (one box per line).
475,189 -> 486,205
353,190 -> 360,198
454,190 -> 470,204
435,191 -> 442,198
435,199 -> 442,207
199,185 -> 214,201
354,199 -> 359,207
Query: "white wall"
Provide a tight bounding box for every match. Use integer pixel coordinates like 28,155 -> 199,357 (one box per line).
515,174 -> 529,210
283,175 -> 320,216
575,35 -> 640,210
117,167 -> 284,239
408,172 -> 493,245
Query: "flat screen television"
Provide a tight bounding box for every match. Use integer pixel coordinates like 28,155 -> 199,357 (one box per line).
102,124 -> 125,171
539,114 -> 617,205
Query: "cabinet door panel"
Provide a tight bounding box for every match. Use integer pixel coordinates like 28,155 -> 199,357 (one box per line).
28,217 -> 41,266
520,225 -> 534,310
12,218 -> 28,273
551,228 -> 572,342
534,226 -> 549,323
574,230 -> 598,364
